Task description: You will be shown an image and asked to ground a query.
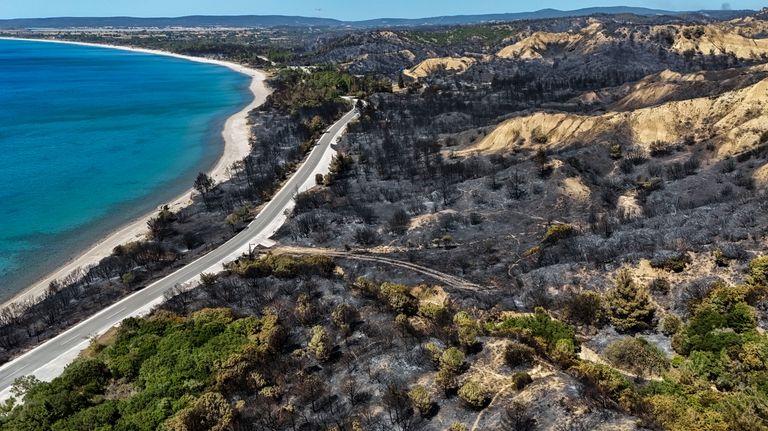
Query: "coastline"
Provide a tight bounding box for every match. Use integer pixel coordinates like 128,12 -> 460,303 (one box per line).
0,37 -> 271,308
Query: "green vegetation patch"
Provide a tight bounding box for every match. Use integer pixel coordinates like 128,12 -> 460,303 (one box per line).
487,309 -> 579,360
1,308 -> 281,430
403,25 -> 515,47
268,67 -> 389,116
228,253 -> 336,279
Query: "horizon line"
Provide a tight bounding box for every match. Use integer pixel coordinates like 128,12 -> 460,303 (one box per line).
0,5 -> 758,23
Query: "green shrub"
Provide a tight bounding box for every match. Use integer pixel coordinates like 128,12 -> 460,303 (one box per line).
512,372 -> 533,390
543,223 -> 576,244
453,311 -> 482,348
605,337 -> 670,377
713,249 -> 731,267
379,282 -> 418,315
449,422 -> 468,431
230,253 -> 336,279
571,361 -> 637,411
488,309 -> 577,358
607,270 -> 656,333
308,326 -> 331,362
121,272 -> 136,287
166,392 -> 233,431
747,256 -> 768,287
660,314 -> 682,336
331,303 -> 359,336
552,338 -> 577,364
418,302 -> 449,322
458,381 -> 489,409
408,385 -> 434,415
610,143 -> 623,160
425,342 -> 444,367
440,348 -> 466,374
436,368 -> 459,392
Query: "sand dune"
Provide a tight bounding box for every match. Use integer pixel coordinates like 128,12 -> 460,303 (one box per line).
669,25 -> 768,59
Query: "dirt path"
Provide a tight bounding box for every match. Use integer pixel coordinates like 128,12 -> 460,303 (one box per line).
272,246 -> 488,292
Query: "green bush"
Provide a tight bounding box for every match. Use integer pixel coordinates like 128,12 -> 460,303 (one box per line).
440,348 -> 466,374
571,361 -> 637,412
610,143 -> 623,160
552,338 -> 577,364
453,311 -> 482,348
408,385 -> 434,415
605,337 -> 670,377
308,326 -> 332,362
488,309 -> 578,359
458,381 -> 489,409
121,272 -> 136,287
379,282 -> 418,315
418,302 -> 449,321
166,392 -> 233,431
330,303 -> 359,333
230,253 -> 336,279
607,270 -> 656,333
542,223 -> 576,244
424,342 -> 443,367
660,314 -> 682,336
747,256 -> 768,287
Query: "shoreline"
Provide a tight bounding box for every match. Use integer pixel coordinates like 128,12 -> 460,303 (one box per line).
0,37 -> 271,308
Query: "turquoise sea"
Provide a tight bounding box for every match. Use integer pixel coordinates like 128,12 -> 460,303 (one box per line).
0,39 -> 251,301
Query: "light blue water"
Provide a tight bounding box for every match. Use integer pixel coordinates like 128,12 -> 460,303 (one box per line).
0,39 -> 251,301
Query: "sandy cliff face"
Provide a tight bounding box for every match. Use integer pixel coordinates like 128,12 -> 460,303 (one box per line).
495,23 -> 613,60
668,25 -> 768,59
496,31 -> 584,59
403,56 -> 476,78
463,76 -> 768,159
606,65 -> 768,111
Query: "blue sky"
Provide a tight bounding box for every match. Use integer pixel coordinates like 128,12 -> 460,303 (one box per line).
0,1 -> 763,20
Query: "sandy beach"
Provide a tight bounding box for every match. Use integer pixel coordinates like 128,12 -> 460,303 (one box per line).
0,37 -> 272,308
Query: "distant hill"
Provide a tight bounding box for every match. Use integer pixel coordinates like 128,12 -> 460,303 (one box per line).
0,7 -> 756,30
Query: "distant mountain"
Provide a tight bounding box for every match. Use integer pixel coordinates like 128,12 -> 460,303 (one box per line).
0,15 -> 344,29
0,7 -> 756,30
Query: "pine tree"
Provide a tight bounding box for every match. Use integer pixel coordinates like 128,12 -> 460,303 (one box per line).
607,270 -> 656,333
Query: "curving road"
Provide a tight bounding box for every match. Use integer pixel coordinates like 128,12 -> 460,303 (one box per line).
0,106 -> 359,398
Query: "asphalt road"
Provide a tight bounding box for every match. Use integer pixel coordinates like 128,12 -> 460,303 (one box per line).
0,106 -> 359,396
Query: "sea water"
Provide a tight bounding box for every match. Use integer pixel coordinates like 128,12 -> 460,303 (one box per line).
0,39 -> 251,301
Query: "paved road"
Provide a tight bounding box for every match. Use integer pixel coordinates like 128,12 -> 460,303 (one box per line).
0,106 -> 359,397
